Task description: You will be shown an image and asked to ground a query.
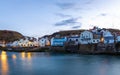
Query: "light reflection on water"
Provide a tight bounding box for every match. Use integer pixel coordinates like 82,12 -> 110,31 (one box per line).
0,51 -> 120,75
0,51 -> 9,75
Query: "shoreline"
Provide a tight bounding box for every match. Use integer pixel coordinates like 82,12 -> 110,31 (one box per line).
1,42 -> 120,55
1,47 -> 120,56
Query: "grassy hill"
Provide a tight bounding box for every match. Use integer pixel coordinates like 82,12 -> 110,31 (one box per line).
41,28 -> 120,38
51,29 -> 85,37
0,30 -> 24,42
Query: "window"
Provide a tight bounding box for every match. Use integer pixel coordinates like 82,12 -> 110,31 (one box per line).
97,40 -> 99,42
76,39 -> 78,41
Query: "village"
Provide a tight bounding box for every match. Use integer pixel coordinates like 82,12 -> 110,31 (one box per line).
1,26 -> 120,54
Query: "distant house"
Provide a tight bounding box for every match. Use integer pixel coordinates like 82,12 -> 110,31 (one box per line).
6,42 -> 13,47
12,37 -> 39,47
102,30 -> 114,44
91,27 -> 102,44
67,35 -> 80,45
116,36 -> 120,42
12,41 -> 19,47
80,31 -> 93,44
90,27 -> 115,44
39,37 -> 50,47
33,41 -> 40,47
17,39 -> 34,47
51,37 -> 67,46
92,33 -> 101,44
0,41 -> 6,47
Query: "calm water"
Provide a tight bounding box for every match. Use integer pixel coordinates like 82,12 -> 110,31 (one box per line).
0,51 -> 120,75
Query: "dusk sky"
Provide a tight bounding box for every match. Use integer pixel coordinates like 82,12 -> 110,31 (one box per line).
0,0 -> 120,37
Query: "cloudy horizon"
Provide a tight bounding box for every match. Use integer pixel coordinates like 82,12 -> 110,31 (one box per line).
0,0 -> 120,37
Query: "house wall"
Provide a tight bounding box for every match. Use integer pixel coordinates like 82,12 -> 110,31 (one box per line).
103,30 -> 114,44
104,36 -> 114,44
67,37 -> 80,45
92,39 -> 100,44
116,36 -> 120,42
51,37 -> 67,46
12,38 -> 38,47
39,38 -> 46,47
39,37 -> 50,47
80,31 -> 93,44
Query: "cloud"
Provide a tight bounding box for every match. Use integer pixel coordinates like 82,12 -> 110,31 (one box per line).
84,0 -> 94,4
56,13 -> 71,18
72,25 -> 81,29
100,13 -> 107,16
55,18 -> 79,26
56,2 -> 76,10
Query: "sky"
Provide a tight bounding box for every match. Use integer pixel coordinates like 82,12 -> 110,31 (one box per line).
0,0 -> 120,37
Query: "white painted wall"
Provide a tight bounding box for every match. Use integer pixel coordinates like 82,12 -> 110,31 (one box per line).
80,31 -> 93,44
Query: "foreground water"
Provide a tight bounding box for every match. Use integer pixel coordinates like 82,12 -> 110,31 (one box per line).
0,51 -> 120,75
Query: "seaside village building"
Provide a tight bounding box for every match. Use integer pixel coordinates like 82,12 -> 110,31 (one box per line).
116,36 -> 120,42
67,35 -> 80,45
51,37 -> 67,47
49,26 -> 116,47
102,30 -> 114,44
90,27 -> 115,44
76,27 -> 115,45
0,40 -> 6,47
12,37 -> 39,47
80,31 -> 93,44
38,36 -> 50,47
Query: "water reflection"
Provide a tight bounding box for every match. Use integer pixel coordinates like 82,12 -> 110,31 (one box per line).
0,51 -> 9,75
20,52 -> 32,60
21,52 -> 25,59
12,54 -> 17,59
27,52 -> 32,60
0,51 -> 120,75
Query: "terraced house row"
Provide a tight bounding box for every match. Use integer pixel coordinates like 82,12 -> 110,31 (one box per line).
39,27 -> 120,47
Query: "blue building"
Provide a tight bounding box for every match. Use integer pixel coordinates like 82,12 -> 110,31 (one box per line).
51,37 -> 67,47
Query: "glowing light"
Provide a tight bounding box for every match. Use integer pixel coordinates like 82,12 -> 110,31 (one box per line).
101,37 -> 104,43
0,51 -> 9,75
1,51 -> 7,60
12,54 -> 17,59
46,41 -> 50,46
21,52 -> 25,59
27,52 -> 31,60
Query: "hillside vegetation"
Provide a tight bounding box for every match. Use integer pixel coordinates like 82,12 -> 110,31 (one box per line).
0,30 -> 24,42
44,28 -> 120,38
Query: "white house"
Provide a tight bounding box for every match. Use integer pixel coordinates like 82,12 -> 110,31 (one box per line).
0,41 -> 6,47
12,41 -> 19,47
80,31 -> 93,44
116,36 -> 120,42
12,37 -> 39,47
39,37 -> 50,47
102,30 -> 114,44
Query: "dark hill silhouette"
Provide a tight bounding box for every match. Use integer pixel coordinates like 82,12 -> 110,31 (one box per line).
0,30 -> 24,42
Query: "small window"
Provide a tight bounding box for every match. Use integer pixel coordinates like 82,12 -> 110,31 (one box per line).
97,40 -> 99,42
76,39 -> 78,41
69,39 -> 72,41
